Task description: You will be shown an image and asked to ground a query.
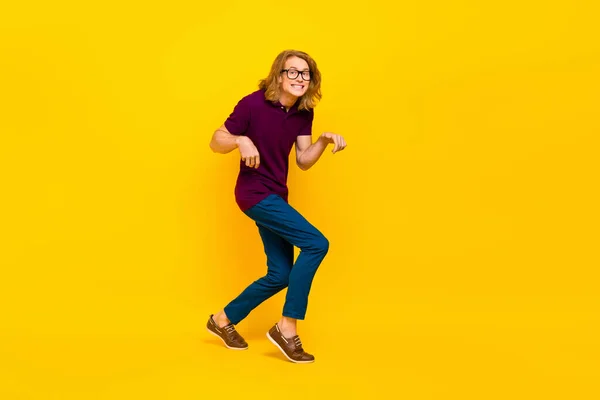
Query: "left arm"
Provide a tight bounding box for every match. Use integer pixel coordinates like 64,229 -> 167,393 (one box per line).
295,132 -> 347,171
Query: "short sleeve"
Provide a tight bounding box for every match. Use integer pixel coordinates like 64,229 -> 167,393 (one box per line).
297,109 -> 314,137
224,95 -> 252,135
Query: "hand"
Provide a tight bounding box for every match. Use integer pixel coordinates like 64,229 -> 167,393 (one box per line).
320,132 -> 347,154
237,136 -> 260,168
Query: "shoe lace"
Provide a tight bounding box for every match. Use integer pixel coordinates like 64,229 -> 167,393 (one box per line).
225,324 -> 237,335
293,336 -> 303,349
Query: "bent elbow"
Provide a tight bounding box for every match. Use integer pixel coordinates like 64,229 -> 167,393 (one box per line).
297,162 -> 310,171
209,133 -> 221,153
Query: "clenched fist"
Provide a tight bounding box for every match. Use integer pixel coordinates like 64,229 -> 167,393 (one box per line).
237,136 -> 260,168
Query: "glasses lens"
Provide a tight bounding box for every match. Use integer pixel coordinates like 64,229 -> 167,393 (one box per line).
285,69 -> 311,80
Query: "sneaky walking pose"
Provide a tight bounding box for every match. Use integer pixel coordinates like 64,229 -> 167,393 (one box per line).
207,49 -> 347,363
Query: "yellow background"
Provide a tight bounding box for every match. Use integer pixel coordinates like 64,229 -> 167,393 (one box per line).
1,1 -> 599,398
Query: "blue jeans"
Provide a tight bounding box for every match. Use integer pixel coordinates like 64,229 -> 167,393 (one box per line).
223,194 -> 329,324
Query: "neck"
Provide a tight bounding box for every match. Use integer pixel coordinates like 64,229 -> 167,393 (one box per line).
279,92 -> 298,108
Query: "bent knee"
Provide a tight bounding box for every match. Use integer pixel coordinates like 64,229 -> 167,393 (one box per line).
265,273 -> 289,288
314,235 -> 329,255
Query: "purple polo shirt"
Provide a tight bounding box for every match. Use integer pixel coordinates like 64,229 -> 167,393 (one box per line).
224,89 -> 314,211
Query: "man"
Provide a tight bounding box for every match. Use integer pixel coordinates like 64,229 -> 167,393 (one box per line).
207,49 -> 347,363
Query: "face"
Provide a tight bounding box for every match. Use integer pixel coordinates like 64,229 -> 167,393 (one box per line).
279,56 -> 310,99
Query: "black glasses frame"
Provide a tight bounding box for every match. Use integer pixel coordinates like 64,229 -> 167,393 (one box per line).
281,69 -> 312,81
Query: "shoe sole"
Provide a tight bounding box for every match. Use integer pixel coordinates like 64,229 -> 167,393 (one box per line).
266,331 -> 314,364
206,327 -> 248,350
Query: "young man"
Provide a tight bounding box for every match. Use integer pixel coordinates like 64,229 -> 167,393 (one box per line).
207,49 -> 346,363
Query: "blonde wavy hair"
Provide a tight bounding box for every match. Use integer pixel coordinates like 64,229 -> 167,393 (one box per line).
258,49 -> 322,111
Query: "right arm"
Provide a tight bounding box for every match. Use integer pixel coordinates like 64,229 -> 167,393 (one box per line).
209,124 -> 260,168
209,124 -> 242,154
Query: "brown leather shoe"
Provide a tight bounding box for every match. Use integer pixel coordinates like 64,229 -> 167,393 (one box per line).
267,323 -> 315,363
206,315 -> 248,350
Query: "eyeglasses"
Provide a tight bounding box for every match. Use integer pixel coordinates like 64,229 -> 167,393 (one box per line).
281,69 -> 312,81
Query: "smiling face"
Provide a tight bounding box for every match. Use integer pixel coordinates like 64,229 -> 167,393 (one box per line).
278,56 -> 310,103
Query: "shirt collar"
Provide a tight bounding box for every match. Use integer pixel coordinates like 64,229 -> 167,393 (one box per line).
270,98 -> 299,114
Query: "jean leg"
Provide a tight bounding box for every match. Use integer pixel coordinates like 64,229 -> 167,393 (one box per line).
244,195 -> 329,320
223,222 -> 294,324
